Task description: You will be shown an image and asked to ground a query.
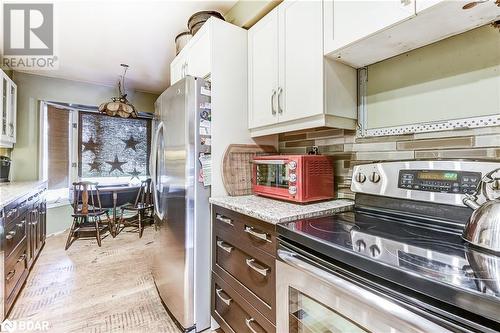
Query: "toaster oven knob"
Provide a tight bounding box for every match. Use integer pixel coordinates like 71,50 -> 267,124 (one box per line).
355,172 -> 367,183
288,161 -> 297,170
369,172 -> 381,183
289,173 -> 297,182
288,186 -> 297,195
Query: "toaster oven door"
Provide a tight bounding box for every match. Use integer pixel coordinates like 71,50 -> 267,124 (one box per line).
253,160 -> 292,198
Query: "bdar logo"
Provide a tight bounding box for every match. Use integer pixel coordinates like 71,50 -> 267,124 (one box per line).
3,3 -> 54,56
1,319 -> 15,332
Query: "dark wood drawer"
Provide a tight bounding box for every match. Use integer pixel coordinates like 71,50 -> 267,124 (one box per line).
213,206 -> 276,257
214,234 -> 275,306
212,272 -> 275,333
4,198 -> 28,225
4,212 -> 28,257
5,240 -> 29,303
213,231 -> 276,323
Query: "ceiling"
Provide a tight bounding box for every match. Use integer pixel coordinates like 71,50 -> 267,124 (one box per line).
17,0 -> 238,94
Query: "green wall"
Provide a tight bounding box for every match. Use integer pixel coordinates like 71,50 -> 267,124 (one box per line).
11,72 -> 158,181
46,204 -> 73,236
366,25 -> 500,129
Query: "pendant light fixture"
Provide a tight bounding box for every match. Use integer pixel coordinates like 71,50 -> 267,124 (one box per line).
98,64 -> 138,118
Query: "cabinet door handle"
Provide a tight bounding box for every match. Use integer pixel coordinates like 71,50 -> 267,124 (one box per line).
245,258 -> 269,277
245,318 -> 260,333
17,254 -> 26,263
215,288 -> 232,306
6,208 -> 17,218
277,87 -> 283,114
6,270 -> 16,281
216,240 -> 233,254
244,226 -> 270,242
6,230 -> 16,240
271,89 -> 277,115
216,214 -> 233,226
16,220 -> 26,229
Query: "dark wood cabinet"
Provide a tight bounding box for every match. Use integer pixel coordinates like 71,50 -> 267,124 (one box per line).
212,205 -> 277,333
2,185 -> 46,318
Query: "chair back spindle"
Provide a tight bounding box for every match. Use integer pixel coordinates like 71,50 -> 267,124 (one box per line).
134,179 -> 152,208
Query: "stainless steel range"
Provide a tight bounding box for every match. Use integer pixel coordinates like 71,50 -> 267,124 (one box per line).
276,160 -> 500,333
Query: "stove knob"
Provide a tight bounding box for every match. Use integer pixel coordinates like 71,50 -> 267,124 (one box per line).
369,245 -> 381,257
369,172 -> 381,183
355,172 -> 367,183
289,173 -> 297,182
288,186 -> 297,195
288,161 -> 297,170
355,239 -> 366,252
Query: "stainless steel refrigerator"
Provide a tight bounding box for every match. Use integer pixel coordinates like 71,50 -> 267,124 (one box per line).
151,76 -> 211,332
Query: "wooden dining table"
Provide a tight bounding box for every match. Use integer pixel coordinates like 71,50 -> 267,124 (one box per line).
97,183 -> 141,236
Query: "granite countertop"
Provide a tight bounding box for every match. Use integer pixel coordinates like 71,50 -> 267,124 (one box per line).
209,195 -> 354,224
0,180 -> 47,209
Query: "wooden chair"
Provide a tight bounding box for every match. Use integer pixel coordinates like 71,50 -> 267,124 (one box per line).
65,182 -> 111,250
118,179 -> 154,238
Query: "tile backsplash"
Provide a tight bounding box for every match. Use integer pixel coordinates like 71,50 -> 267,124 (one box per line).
278,126 -> 500,199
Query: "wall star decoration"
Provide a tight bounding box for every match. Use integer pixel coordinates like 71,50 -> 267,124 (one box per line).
88,160 -> 102,172
122,135 -> 141,151
106,154 -> 127,174
128,167 -> 141,180
82,136 -> 100,154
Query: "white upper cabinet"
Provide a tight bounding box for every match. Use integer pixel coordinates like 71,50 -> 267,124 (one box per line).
324,0 -> 415,55
325,0 -> 500,68
278,0 -> 324,123
185,29 -> 211,80
248,0 -> 357,137
0,69 -> 17,148
170,26 -> 211,85
170,54 -> 186,85
248,7 -> 279,128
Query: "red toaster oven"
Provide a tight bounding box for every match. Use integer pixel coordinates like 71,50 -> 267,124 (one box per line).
252,155 -> 334,203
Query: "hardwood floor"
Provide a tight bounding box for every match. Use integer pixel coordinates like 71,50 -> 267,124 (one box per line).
8,227 -> 182,333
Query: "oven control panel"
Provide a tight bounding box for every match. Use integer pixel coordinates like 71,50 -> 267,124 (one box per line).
398,170 -> 481,194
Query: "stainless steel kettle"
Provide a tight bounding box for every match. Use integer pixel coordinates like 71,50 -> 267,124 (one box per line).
462,168 -> 500,253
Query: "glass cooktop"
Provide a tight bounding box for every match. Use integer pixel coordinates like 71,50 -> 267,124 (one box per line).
277,208 -> 500,324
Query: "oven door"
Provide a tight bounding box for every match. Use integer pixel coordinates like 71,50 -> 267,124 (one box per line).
277,243 -> 455,333
253,159 -> 292,199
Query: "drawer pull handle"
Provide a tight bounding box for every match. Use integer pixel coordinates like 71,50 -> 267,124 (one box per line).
216,240 -> 233,254
245,318 -> 259,333
6,270 -> 16,281
215,288 -> 232,306
17,254 -> 26,263
6,209 -> 17,218
244,226 -> 270,243
16,220 -> 25,228
216,214 -> 233,226
6,230 -> 16,240
245,258 -> 269,277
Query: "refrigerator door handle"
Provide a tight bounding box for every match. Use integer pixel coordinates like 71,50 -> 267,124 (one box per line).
152,122 -> 165,220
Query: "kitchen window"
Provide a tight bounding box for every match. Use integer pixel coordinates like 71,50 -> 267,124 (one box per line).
78,112 -> 151,184
39,102 -> 152,207
39,103 -> 78,207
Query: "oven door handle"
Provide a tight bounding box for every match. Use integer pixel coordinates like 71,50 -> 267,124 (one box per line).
252,160 -> 287,165
277,248 -> 452,333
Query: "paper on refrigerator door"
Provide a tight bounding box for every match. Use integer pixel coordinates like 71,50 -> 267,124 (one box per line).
199,119 -> 211,135
198,154 -> 212,186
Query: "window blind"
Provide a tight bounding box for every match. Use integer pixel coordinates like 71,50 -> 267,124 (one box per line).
78,112 -> 151,178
